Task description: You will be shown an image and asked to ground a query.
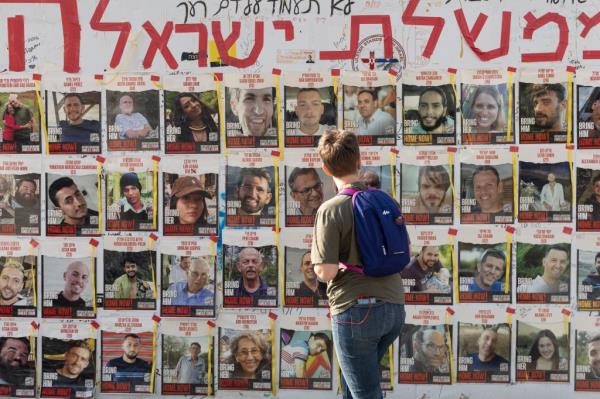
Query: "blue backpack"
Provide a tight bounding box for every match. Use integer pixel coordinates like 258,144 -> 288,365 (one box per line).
338,187 -> 410,277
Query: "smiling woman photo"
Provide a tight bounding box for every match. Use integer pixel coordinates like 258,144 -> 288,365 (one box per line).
464,86 -> 506,134
229,332 -> 270,380
527,329 -> 568,371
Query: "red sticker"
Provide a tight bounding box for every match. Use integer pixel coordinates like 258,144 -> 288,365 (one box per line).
563,226 -> 573,235
509,145 -> 519,153
326,312 -> 331,319
388,69 -> 398,77
152,155 -> 161,162
268,312 -> 278,320
566,65 -> 576,73
447,68 -> 457,74
95,155 -> 106,163
507,66 -> 517,73
566,144 -> 574,150
209,235 -> 218,243
446,307 -> 455,315
94,74 -> 104,80
447,146 -> 457,153
448,228 -> 458,236
90,320 -> 100,329
30,321 -> 39,329
213,73 -> 223,81
29,239 -> 39,248
152,314 -> 162,323
390,148 -> 399,154
150,75 -> 160,82
505,226 -> 516,234
506,306 -> 516,314
271,150 -> 281,157
32,73 -> 42,81
561,308 -> 571,316
207,320 -> 216,328
271,226 -> 281,233
272,68 -> 282,75
149,233 -> 159,241
89,239 -> 99,247
331,69 -> 340,77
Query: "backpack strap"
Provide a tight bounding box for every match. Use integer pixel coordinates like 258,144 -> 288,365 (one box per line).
337,186 -> 365,274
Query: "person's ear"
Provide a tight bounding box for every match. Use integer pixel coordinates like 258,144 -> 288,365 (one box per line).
322,164 -> 333,177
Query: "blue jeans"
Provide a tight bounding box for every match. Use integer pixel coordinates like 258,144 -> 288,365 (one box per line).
332,301 -> 405,399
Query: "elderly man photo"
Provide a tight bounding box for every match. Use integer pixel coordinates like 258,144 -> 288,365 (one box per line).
293,88 -> 333,136
353,89 -> 395,136
466,327 -> 508,371
168,258 -> 213,306
0,260 -> 31,306
175,342 -> 206,384
0,337 -> 32,385
530,84 -> 567,132
235,168 -> 273,216
54,341 -> 92,388
52,261 -> 90,308
410,329 -> 448,373
288,168 -> 324,216
115,94 -> 153,139
229,87 -> 275,137
59,93 -> 100,143
233,247 -> 269,297
112,256 -> 154,300
413,166 -> 452,214
468,249 -> 506,292
411,87 -> 454,134
522,245 -> 569,293
106,334 -> 151,382
49,177 -> 98,227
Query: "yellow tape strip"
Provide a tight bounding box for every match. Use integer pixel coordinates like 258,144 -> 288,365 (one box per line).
504,233 -> 512,295
568,148 -> 574,207
332,75 -> 340,98
270,317 -> 276,396
389,152 -> 397,199
150,320 -> 158,393
152,159 -> 158,230
215,79 -> 227,156
274,156 -> 280,245
563,313 -> 569,337
445,319 -> 455,384
275,74 -> 284,159
90,244 -> 97,314
97,161 -> 103,233
387,344 -> 394,389
507,312 -> 513,328
506,70 -> 514,143
448,152 -> 459,220
34,80 -> 49,154
207,324 -> 214,395
567,71 -> 574,146
148,237 -> 157,300
450,234 -> 459,304
151,80 -> 163,90
337,363 -> 342,395
449,71 -> 459,120
512,152 -> 518,220
29,242 -> 37,307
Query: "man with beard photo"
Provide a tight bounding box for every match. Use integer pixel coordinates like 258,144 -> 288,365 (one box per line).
52,261 -> 90,308
288,168 -> 324,216
530,84 -> 567,132
0,260 -> 31,306
106,334 -> 151,382
54,341 -> 92,388
409,329 -> 449,373
413,166 -> 452,214
58,93 -> 100,144
112,256 -> 154,300
0,337 -> 32,386
587,334 -> 600,379
411,87 -> 454,134
48,177 -> 98,228
1,178 -> 40,224
401,246 -> 444,292
235,168 -> 273,216
233,247 -> 269,297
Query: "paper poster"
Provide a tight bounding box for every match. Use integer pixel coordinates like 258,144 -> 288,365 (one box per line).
218,313 -> 273,391
105,73 -> 160,152
575,233 -> 600,311
519,145 -> 572,223
577,70 -> 600,149
0,238 -> 36,317
515,307 -> 570,383
161,319 -> 213,396
46,156 -> 100,236
402,69 -> 457,146
342,70 -> 397,146
457,308 -> 511,383
44,74 -> 102,154
225,151 -> 276,227
0,75 -> 41,154
222,229 -> 278,308
516,227 -> 572,304
100,316 -> 154,394
41,237 -> 96,319
163,73 -> 220,154
519,68 -> 570,144
399,148 -> 453,225
102,235 -> 157,311
0,156 -> 41,236
398,307 -> 452,385
458,227 -> 511,303
573,313 -> 600,391
460,68 -> 514,145
162,156 -> 218,236
460,147 -> 514,224
576,151 -> 600,231
223,73 -> 278,148
0,320 -> 35,398
359,148 -> 396,195
402,227 -> 453,305
284,72 -> 336,148
160,237 -> 216,318
105,156 -> 157,232
279,315 -> 333,390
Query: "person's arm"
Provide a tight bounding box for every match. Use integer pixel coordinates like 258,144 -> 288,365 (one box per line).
175,356 -> 183,382
294,358 -> 307,378
314,263 -> 338,282
311,206 -> 341,282
540,185 -> 551,210
558,183 -> 565,206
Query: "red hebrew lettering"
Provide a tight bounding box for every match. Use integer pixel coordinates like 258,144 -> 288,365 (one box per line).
402,0 -> 444,58
142,21 -> 178,69
578,12 -> 600,59
175,23 -> 208,67
320,15 -> 392,60
90,0 -> 131,69
211,20 -> 264,68
7,15 -> 25,71
521,12 -> 568,63
272,20 -> 294,41
454,10 -> 511,61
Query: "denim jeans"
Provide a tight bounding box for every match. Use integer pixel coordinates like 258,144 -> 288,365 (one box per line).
332,301 -> 405,399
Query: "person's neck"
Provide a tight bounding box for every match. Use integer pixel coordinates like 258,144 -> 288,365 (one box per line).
536,357 -> 554,370
304,278 -> 318,291
0,297 -> 17,306
128,275 -> 136,282
56,367 -> 76,379
69,118 -> 83,126
300,124 -> 319,135
332,173 -> 361,191
65,215 -> 85,226
475,275 -> 490,291
131,201 -> 143,211
542,273 -> 558,287
122,355 -> 136,364
61,290 -> 80,302
478,351 -> 494,362
191,354 -> 199,361
244,278 -> 261,292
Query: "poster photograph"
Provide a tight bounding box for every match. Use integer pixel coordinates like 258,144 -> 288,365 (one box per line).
576,233 -> 600,311
0,157 -> 40,236
0,238 -> 36,317
0,320 -> 35,398
0,75 -> 40,154
576,151 -> 600,231
577,70 -> 600,149
574,313 -> 600,391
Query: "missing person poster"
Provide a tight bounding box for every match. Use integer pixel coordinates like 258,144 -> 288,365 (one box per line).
283,229 -> 328,308
161,319 -> 213,396
0,157 -> 40,236
0,75 -> 40,154
41,238 -> 96,319
402,227 -> 453,305
284,72 -> 336,147
46,156 -> 100,236
576,151 -> 600,231
0,320 -> 35,397
576,233 -> 600,311
342,70 -> 396,146
164,73 -> 220,154
222,229 -> 278,308
519,145 -> 572,223
162,156 -> 218,236
0,238 -> 36,317
44,75 -> 101,154
218,313 -> 273,391
284,150 -> 335,227
160,237 -> 216,318
398,307 -> 452,385
458,226 -> 511,303
102,235 -> 156,311
516,226 -> 571,304
224,73 -> 278,148
574,313 -> 600,391
226,151 -> 276,227
279,315 -> 333,390
577,70 -> 600,149
105,73 -> 160,152
402,69 -> 457,146
457,308 -> 511,383
40,321 -> 95,399
359,148 -> 396,195
105,156 -> 157,232
461,68 -> 514,145
519,68 -> 570,144
100,316 -> 154,394
460,147 -> 514,224
399,148 -> 453,225
516,308 -> 570,383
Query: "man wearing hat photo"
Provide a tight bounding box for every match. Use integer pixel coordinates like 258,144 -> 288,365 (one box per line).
169,175 -> 212,227
118,172 -> 153,223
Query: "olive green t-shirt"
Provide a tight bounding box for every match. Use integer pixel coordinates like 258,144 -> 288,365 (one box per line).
311,182 -> 404,315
